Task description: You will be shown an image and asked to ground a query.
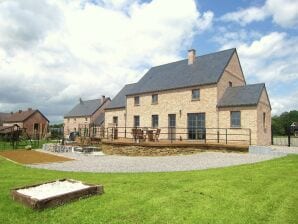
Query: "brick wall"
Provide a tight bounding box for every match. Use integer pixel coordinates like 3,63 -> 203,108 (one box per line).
256,89 -> 271,145
125,85 -> 218,140
23,112 -> 48,138
64,117 -> 91,136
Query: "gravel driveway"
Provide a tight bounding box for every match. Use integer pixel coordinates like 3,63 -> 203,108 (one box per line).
29,150 -> 285,173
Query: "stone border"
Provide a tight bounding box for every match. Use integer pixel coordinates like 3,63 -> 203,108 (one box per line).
11,179 -> 104,210
102,142 -> 248,156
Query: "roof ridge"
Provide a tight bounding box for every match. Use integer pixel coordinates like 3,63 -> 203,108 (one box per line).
151,48 -> 236,69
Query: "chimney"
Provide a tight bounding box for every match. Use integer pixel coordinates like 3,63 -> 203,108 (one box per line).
188,49 -> 196,65
28,108 -> 32,111
102,95 -> 105,102
79,98 -> 83,104
10,112 -> 13,115
18,110 -> 22,113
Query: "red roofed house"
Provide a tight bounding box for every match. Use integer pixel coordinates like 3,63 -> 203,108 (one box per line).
2,108 -> 49,138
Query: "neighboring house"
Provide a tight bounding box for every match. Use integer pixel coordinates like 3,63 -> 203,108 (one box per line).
2,108 -> 49,138
0,112 -> 10,126
105,48 -> 271,145
64,96 -> 110,137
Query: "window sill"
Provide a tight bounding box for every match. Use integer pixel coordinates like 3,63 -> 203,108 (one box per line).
151,102 -> 158,105
134,104 -> 140,106
230,126 -> 241,129
191,99 -> 200,101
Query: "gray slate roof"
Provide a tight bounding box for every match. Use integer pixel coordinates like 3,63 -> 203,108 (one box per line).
128,48 -> 236,95
106,83 -> 137,109
65,99 -> 103,117
94,113 -> 105,125
217,83 -> 265,107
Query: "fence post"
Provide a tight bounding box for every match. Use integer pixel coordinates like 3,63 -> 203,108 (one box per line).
249,129 -> 251,145
217,130 -> 219,143
225,129 -> 228,144
288,132 -> 291,147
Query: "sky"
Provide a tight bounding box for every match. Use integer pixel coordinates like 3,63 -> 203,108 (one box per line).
0,0 -> 297,123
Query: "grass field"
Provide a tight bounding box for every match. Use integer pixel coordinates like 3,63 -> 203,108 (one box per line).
0,155 -> 297,224
0,139 -> 53,150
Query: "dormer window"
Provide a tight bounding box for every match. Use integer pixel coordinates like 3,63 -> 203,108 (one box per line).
192,89 -> 200,100
134,96 -> 140,106
152,94 -> 158,104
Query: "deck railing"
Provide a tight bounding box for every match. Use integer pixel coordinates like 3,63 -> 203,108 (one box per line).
99,126 -> 251,145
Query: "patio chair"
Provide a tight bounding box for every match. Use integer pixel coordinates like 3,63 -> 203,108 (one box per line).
136,129 -> 146,142
131,128 -> 137,142
154,129 -> 161,142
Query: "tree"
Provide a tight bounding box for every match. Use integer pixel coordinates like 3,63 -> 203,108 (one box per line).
272,110 -> 298,136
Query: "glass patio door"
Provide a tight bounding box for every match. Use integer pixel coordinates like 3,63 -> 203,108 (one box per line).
187,113 -> 206,140
168,114 -> 176,140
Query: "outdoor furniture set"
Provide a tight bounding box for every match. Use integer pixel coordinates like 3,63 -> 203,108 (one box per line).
131,128 -> 161,143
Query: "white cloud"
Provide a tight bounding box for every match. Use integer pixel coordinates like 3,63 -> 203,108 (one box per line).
266,0 -> 298,27
221,0 -> 298,28
221,7 -> 267,26
0,0 -> 213,122
271,90 -> 298,115
216,31 -> 298,115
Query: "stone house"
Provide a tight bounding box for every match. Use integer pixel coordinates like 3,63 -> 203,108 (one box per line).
2,108 -> 49,138
64,96 -> 111,137
105,48 -> 271,145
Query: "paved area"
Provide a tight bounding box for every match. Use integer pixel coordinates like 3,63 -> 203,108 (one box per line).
249,145 -> 298,156
29,150 -> 285,173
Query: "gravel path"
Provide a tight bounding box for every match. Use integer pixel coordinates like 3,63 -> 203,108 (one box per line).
29,150 -> 284,173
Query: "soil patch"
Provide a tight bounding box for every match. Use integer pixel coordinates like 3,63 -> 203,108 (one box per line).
0,150 -> 73,164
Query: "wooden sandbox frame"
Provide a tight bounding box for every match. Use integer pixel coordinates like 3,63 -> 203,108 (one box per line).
11,179 -> 104,210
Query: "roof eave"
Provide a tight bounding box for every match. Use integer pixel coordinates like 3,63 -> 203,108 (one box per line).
217,103 -> 258,108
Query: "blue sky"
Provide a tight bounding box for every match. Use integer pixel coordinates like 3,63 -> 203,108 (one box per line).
0,0 -> 297,122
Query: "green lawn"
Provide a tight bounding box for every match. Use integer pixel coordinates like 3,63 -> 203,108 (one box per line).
0,155 -> 297,224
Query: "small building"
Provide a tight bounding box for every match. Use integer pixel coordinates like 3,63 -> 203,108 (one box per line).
2,108 -> 49,138
291,122 -> 298,137
105,48 -> 271,145
64,96 -> 111,137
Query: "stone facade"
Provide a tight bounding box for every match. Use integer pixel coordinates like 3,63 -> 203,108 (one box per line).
64,99 -> 110,137
105,52 -> 272,145
102,142 -> 248,156
64,117 -> 91,136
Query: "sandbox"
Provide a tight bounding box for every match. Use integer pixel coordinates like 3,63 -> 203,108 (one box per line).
11,179 -> 104,209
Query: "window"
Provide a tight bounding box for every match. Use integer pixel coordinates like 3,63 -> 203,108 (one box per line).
74,118 -> 76,122
85,117 -> 88,121
113,116 -> 118,126
187,113 -> 205,140
67,118 -> 70,122
74,128 -> 77,132
152,115 -> 159,128
229,81 -> 233,87
263,112 -> 266,129
230,111 -> 241,128
134,96 -> 140,105
152,94 -> 158,104
134,116 -> 140,127
192,89 -> 200,100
